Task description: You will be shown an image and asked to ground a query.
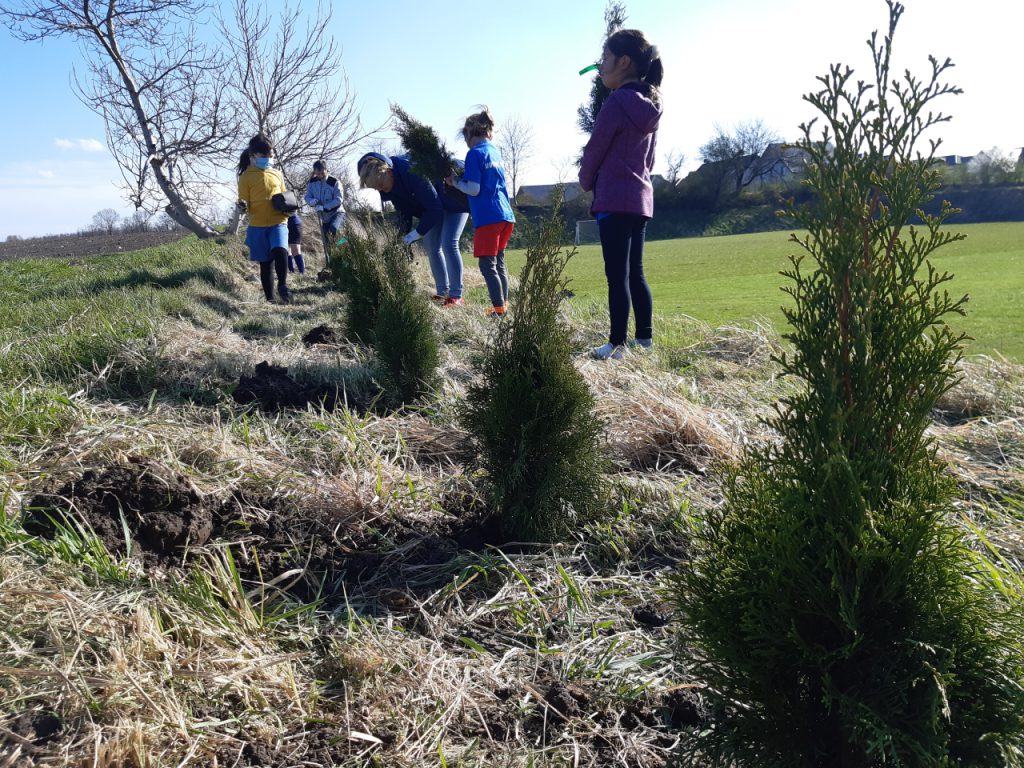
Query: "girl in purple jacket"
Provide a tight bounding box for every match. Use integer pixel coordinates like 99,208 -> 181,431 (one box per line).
579,29 -> 663,360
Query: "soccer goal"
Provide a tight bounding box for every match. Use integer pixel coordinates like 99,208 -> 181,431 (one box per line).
574,219 -> 599,245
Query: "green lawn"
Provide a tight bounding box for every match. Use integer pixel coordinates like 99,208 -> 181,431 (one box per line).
509,222 -> 1024,362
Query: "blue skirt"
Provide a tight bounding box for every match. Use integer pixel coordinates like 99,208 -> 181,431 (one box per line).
246,224 -> 288,262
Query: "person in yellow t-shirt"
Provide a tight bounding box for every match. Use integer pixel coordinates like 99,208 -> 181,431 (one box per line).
237,133 -> 292,303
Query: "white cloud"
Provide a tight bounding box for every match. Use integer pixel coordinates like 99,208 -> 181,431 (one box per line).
54,138 -> 106,153
38,169 -> 55,178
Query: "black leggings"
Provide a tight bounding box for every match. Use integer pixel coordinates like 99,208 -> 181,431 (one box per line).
259,247 -> 289,299
598,213 -> 653,345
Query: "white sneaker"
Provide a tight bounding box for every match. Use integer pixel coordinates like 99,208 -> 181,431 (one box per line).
592,343 -> 626,360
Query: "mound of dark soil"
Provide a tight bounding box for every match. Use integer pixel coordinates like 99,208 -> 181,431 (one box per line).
232,360 -> 354,412
22,456 -> 501,605
24,456 -> 213,562
301,324 -> 344,346
5,707 -> 63,746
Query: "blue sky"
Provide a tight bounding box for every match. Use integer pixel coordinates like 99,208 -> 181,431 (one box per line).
2,0 -> 1022,238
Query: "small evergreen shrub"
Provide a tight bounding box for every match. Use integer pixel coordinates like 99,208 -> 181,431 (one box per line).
373,238 -> 440,406
672,3 -> 1024,766
334,228 -> 387,344
331,221 -> 440,404
390,103 -> 460,183
460,205 -> 607,542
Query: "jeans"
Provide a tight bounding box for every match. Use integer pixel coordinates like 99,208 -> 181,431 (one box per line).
598,213 -> 653,346
478,253 -> 509,307
421,211 -> 468,298
320,209 -> 344,238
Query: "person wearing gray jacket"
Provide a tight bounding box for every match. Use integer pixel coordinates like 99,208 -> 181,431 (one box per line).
303,160 -> 345,240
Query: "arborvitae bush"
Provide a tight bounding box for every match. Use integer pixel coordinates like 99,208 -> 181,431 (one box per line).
672,3 -> 1024,766
373,236 -> 440,405
330,222 -> 439,404
461,206 -> 606,543
391,104 -> 456,181
334,228 -> 386,344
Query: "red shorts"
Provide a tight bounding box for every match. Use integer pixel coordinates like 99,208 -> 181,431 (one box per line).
473,221 -> 514,257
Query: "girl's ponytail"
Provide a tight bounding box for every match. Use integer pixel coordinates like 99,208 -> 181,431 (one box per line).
606,29 -> 662,102
643,46 -> 663,89
462,107 -> 496,142
237,133 -> 275,175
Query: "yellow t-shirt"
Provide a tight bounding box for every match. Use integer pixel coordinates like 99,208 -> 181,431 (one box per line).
238,166 -> 289,227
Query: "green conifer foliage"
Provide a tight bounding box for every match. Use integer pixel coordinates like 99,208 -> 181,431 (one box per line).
461,204 -> 607,542
331,223 -> 439,404
334,228 -> 386,344
672,4 -> 1024,766
391,104 -> 458,183
374,236 -> 440,405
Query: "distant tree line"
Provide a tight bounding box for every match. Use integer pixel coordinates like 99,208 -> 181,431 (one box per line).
86,208 -> 184,236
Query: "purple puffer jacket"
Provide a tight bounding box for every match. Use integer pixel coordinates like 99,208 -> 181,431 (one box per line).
579,82 -> 662,218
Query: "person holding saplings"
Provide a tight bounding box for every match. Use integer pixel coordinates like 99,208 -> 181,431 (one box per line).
237,133 -> 292,304
579,29 -> 663,360
357,152 -> 460,300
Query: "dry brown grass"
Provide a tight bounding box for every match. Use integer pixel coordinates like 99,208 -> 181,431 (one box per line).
1,241 -> 1021,767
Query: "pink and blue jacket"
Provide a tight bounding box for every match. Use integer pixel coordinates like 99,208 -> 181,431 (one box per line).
579,82 -> 662,218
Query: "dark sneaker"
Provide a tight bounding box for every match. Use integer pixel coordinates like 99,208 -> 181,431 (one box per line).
278,286 -> 291,304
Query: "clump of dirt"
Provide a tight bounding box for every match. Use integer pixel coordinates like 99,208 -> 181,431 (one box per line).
302,324 -> 344,346
231,360 -> 375,413
21,453 -> 500,606
6,707 -> 63,746
24,456 -> 213,563
213,489 -> 367,602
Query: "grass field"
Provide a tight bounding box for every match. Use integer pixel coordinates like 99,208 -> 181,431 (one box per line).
507,222 -> 1024,362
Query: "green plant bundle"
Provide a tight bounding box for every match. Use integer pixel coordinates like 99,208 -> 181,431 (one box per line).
461,202 -> 607,542
672,3 -> 1024,766
390,103 -> 460,184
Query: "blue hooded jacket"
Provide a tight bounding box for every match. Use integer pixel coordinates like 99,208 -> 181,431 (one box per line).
377,155 -> 444,236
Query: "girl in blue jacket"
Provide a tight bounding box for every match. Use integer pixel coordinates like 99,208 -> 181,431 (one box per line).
446,108 -> 516,316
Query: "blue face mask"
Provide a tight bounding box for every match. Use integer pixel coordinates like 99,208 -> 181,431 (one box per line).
252,156 -> 272,170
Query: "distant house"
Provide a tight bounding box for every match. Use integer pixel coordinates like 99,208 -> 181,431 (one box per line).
940,154 -> 974,167
514,182 -> 584,207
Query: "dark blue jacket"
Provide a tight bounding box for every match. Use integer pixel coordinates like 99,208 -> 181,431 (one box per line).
436,158 -> 471,214
380,155 -> 444,236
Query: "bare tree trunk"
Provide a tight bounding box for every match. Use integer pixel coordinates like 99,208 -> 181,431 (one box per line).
2,1 -> 238,239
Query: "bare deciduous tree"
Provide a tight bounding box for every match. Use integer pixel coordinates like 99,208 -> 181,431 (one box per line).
698,119 -> 782,202
1,0 -> 242,238
91,207 -> 120,234
496,114 -> 535,204
218,0 -> 383,234
664,149 -> 686,184
970,146 -> 1016,185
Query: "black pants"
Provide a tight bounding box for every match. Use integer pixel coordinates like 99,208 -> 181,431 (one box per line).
599,213 -> 653,345
259,248 -> 289,300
